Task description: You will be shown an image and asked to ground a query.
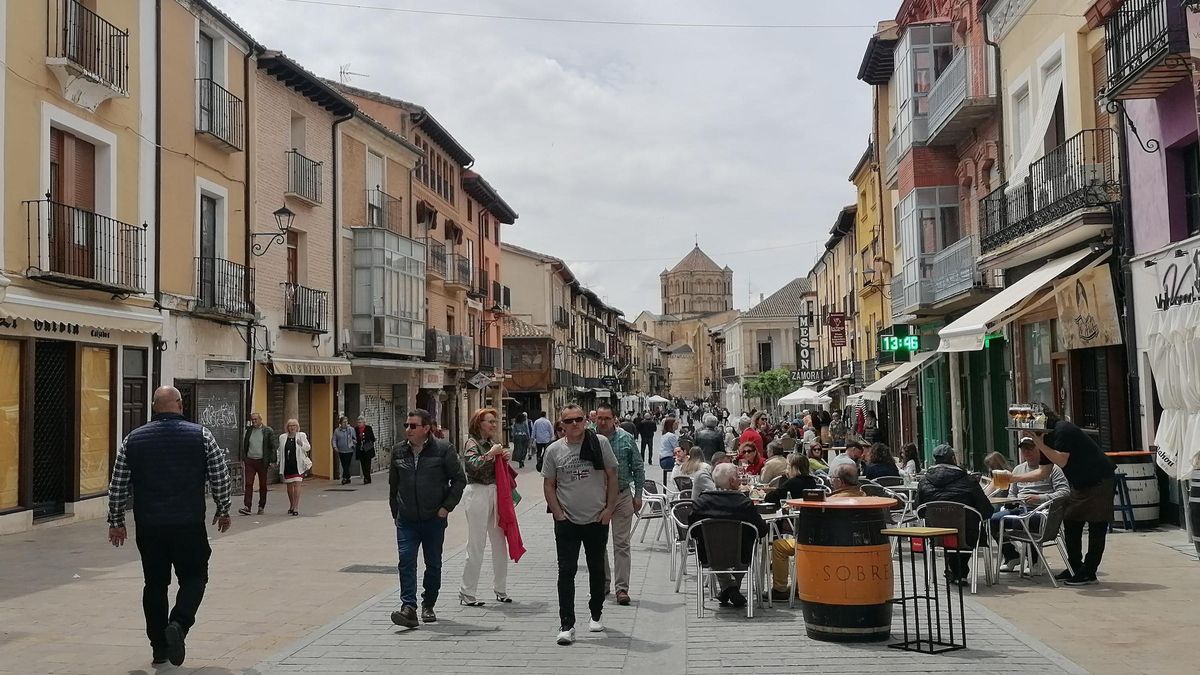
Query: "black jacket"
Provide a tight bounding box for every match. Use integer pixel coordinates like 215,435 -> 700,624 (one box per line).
388,436 -> 466,522
637,419 -> 657,440
864,462 -> 900,480
917,464 -> 994,547
693,427 -> 724,461
688,490 -> 768,565
765,474 -> 818,503
242,425 -> 278,463
127,413 -> 211,526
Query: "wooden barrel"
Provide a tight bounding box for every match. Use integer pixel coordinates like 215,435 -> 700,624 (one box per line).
1107,451 -> 1160,527
787,496 -> 897,642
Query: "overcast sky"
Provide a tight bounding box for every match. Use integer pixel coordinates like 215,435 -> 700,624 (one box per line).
218,0 -> 881,316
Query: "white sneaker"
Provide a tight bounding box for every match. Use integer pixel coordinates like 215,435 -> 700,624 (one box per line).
588,619 -> 605,632
556,628 -> 576,645
999,559 -> 1020,573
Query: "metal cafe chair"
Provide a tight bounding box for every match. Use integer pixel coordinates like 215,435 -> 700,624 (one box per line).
673,475 -> 694,494
685,519 -> 762,619
915,501 -> 994,594
670,500 -> 696,588
997,496 -> 1074,587
635,479 -> 669,543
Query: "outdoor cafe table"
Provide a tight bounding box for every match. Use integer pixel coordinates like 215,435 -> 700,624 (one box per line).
881,526 -> 966,654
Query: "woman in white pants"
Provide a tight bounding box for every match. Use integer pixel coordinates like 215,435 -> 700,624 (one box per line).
458,407 -> 512,606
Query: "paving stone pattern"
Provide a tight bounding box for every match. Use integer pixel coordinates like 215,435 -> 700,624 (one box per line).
254,501 -> 1088,674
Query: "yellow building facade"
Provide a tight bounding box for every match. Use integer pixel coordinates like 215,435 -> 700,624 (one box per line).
850,142 -> 894,384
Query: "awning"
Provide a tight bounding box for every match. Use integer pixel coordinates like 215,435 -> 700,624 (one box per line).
350,358 -> 442,370
817,378 -> 851,398
938,249 -> 1099,353
0,290 -> 162,334
574,386 -> 590,393
270,356 -> 352,377
856,351 -> 939,402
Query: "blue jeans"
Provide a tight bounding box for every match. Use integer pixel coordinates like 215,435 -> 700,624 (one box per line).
396,518 -> 447,609
990,508 -> 1042,562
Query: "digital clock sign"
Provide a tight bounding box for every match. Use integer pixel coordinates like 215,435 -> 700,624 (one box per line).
880,335 -> 921,352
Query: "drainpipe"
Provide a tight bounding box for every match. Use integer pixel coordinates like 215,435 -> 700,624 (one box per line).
331,112 -> 353,357
983,13 -> 1006,184
1114,106 -> 1142,450
244,49 -> 255,416
152,0 -> 163,386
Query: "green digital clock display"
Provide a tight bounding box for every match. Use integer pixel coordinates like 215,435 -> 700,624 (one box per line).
880,335 -> 921,352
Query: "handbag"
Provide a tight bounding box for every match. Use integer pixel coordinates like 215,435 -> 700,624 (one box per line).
358,441 -> 376,461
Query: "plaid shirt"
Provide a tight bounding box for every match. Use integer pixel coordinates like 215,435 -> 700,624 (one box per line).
107,426 -> 232,528
604,427 -> 644,499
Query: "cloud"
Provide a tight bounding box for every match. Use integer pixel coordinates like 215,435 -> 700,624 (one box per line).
216,0 -> 877,316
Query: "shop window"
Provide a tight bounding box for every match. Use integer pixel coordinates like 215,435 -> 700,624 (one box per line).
78,346 -> 113,497
1183,141 -> 1200,238
1022,320 -> 1054,406
0,340 -> 20,510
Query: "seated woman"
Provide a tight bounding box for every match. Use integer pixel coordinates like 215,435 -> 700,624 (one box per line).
667,438 -> 692,491
807,440 -> 828,475
672,446 -> 709,493
983,451 -> 1011,497
899,442 -> 922,477
736,441 -> 765,476
765,453 -> 818,602
863,443 -> 901,480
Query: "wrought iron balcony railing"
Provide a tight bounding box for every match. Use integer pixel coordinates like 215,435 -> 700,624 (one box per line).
449,334 -> 475,367
446,254 -> 472,288
554,305 -> 571,328
281,282 -> 328,333
979,129 -> 1119,254
366,188 -> 402,231
285,150 -> 322,204
480,346 -> 504,373
196,78 -> 244,150
425,238 -> 447,277
24,198 -> 146,294
48,0 -> 129,96
471,267 -> 489,300
1105,0 -> 1189,100
195,257 -> 253,317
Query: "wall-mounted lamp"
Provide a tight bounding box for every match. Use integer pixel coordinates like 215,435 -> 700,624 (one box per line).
251,205 -> 296,257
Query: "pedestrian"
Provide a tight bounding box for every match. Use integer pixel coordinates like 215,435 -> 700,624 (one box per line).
594,403 -> 644,606
106,386 -> 232,668
533,410 -> 555,472
863,409 -> 881,443
354,416 -> 376,484
694,413 -> 724,462
239,412 -> 277,516
659,417 -> 680,484
543,404 -> 618,646
510,411 -> 532,468
459,408 -> 515,606
332,415 -> 356,484
637,412 -> 657,465
1003,409 -> 1116,586
389,409 -> 467,628
280,419 -> 312,516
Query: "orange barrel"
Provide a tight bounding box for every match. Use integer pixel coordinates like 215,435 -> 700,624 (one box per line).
787,496 -> 897,642
1107,451 -> 1160,527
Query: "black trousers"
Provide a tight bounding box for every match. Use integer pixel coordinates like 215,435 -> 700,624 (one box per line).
535,443 -> 550,472
135,523 -> 211,651
1062,520 -> 1108,576
640,436 -> 653,463
554,520 -> 608,630
358,454 -> 373,483
338,452 -> 355,480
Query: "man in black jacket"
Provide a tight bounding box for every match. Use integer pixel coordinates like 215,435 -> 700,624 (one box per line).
239,413 -> 277,516
388,409 -> 466,628
688,463 -> 768,608
694,414 -> 725,462
636,413 -> 657,465
917,444 -> 993,584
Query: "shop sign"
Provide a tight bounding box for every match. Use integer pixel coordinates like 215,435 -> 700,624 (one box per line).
0,317 -> 111,339
1152,247 -> 1200,310
796,312 -> 814,380
1055,265 -> 1122,349
420,369 -> 445,389
468,371 -> 491,389
828,312 -> 847,347
271,358 -> 352,377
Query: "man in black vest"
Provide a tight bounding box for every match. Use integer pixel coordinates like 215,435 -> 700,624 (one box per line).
107,386 -> 232,667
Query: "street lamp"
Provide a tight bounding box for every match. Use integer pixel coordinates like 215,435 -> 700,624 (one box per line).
251,205 -> 295,257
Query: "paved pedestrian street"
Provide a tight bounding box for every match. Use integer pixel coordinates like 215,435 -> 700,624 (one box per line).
255,495 -> 1083,675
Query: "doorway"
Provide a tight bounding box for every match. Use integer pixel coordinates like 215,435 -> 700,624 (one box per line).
32,340 -> 75,519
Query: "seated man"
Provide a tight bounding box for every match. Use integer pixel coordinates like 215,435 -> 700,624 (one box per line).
759,437 -> 794,486
764,453 -> 820,602
691,451 -> 730,498
829,462 -> 866,498
688,463 -> 768,608
995,437 -> 1070,573
828,437 -> 866,474
916,444 -> 994,585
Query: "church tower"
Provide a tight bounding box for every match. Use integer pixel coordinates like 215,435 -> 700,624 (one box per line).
660,245 -> 734,317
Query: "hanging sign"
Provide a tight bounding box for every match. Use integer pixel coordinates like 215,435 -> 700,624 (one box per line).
1055,265 -> 1122,349
829,312 -> 847,347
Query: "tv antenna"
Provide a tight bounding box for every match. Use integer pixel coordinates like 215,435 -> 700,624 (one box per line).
339,64 -> 369,84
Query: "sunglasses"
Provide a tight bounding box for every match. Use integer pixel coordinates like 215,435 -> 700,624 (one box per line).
562,417 -> 586,425
404,423 -> 426,429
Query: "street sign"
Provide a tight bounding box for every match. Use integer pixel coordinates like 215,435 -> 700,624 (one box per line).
791,369 -> 821,381
600,375 -> 619,388
829,312 -> 846,347
468,372 -> 491,389
797,312 -> 813,376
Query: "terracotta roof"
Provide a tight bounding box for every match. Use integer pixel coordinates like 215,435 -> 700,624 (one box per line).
502,316 -> 550,339
667,245 -> 723,274
745,278 -> 813,318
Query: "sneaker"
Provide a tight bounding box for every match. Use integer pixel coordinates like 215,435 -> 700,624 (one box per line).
257,507 -> 264,515
1055,569 -> 1075,581
163,621 -> 186,667
588,618 -> 605,632
391,606 -> 419,628
556,627 -> 576,645
761,588 -> 791,602
728,590 -> 747,608
999,558 -> 1021,573
1064,573 -> 1098,586
615,590 -> 631,605
421,606 -> 438,623
151,650 -> 168,666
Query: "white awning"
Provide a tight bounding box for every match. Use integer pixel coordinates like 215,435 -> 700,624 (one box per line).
938,249 -> 1097,353
350,358 -> 441,370
817,378 -> 851,398
857,351 -> 939,402
0,290 -> 162,334
270,356 -> 352,377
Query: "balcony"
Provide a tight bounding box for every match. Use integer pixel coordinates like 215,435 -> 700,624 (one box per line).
281,283 -> 328,333
554,306 -> 571,328
425,328 -> 452,363
480,346 -> 505,373
46,0 -> 129,111
352,228 -> 426,356
572,373 -> 584,388
490,281 -> 511,312
892,236 -> 983,318
285,150 -> 322,204
366,188 -> 403,231
424,238 -> 447,278
23,198 -> 146,294
979,129 -> 1119,255
449,334 -> 475,367
470,267 -> 489,300
583,338 -> 605,355
445,254 -> 471,290
1105,0 -> 1189,100
585,377 -> 601,389
194,257 -> 253,319
890,275 -> 906,319
927,45 -> 997,146
196,78 -> 244,151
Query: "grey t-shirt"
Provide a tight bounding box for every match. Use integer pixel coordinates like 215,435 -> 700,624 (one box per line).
542,435 -> 618,525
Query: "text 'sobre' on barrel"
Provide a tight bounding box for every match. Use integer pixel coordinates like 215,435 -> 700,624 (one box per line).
786,496 -> 897,642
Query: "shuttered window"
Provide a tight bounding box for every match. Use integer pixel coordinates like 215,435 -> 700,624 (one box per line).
49,127 -> 96,209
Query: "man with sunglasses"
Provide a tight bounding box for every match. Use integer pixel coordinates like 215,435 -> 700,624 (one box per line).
543,404 -> 618,646
389,409 -> 466,629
